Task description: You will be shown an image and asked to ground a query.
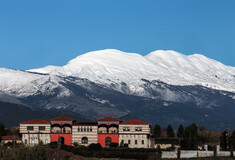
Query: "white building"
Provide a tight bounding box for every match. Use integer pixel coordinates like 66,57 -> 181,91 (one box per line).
20,119 -> 51,145
119,120 -> 153,148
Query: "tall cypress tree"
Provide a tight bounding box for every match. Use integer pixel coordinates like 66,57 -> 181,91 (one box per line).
228,131 -> 235,150
220,131 -> 228,150
177,124 -> 184,138
167,124 -> 175,138
153,124 -> 161,138
182,123 -> 199,149
0,123 -> 6,142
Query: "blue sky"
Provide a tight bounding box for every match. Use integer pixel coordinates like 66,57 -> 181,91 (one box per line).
0,0 -> 235,70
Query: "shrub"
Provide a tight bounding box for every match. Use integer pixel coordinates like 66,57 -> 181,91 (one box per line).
49,142 -> 58,149
124,143 -> 129,147
73,142 -> 78,147
109,142 -> 118,148
88,143 -> 102,151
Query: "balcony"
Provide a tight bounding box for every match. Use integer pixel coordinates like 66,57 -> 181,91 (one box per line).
51,130 -> 72,134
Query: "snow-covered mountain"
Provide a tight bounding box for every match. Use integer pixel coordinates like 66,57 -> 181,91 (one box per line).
30,49 -> 235,93
1,49 -> 235,130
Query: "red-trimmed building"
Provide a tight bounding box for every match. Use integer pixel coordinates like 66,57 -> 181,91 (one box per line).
97,116 -> 121,147
19,116 -> 153,148
50,116 -> 74,146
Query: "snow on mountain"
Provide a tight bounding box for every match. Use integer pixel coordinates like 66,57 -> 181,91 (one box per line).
0,68 -> 72,97
29,49 -> 235,93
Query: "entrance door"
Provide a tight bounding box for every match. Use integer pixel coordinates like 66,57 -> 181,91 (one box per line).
105,137 -> 112,147
58,136 -> 64,145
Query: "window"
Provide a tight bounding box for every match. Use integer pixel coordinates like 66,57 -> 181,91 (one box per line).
135,127 -> 142,131
121,140 -> 124,144
81,137 -> 88,144
45,139 -> 48,144
39,126 -> 45,131
27,126 -> 34,131
142,140 -> 144,144
81,127 -> 83,132
32,138 -> 35,144
90,127 -> 92,132
123,126 -> 130,131
128,140 -> 131,144
25,139 -> 27,144
84,127 -> 86,132
111,130 -> 116,133
135,140 -> 137,145
78,127 -> 80,132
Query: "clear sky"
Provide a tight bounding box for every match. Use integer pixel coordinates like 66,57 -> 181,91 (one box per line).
0,0 -> 235,70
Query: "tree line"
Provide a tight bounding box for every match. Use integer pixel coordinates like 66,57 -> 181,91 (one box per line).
153,123 -> 235,151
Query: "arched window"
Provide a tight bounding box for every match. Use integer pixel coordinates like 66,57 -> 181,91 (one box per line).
90,127 -> 92,132
31,138 -> 34,144
81,137 -> 88,144
78,127 -> 80,132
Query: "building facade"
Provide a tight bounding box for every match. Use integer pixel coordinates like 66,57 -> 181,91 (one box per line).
19,116 -> 153,148
119,120 -> 152,148
20,119 -> 51,145
1,135 -> 21,144
72,122 -> 98,146
50,116 -> 73,146
97,116 -> 120,147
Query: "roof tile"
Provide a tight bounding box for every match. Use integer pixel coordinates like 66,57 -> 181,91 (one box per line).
2,135 -> 21,140
50,116 -> 73,121
20,119 -> 50,124
120,120 -> 150,125
97,116 -> 121,122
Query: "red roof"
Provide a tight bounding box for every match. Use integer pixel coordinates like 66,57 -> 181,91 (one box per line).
2,135 -> 21,140
20,119 -> 50,124
120,120 -> 150,125
97,116 -> 121,122
50,116 -> 73,121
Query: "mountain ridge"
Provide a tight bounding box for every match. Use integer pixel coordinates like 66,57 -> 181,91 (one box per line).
1,49 -> 235,130
28,49 -> 235,93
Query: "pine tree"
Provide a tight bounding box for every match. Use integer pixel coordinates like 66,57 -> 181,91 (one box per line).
0,123 -> 6,142
228,131 -> 235,149
167,124 -> 175,138
182,123 -> 199,149
177,124 -> 184,138
220,131 -> 228,150
153,124 -> 161,138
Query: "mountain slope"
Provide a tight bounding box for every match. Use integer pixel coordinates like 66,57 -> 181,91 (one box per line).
0,101 -> 94,128
0,49 -> 235,130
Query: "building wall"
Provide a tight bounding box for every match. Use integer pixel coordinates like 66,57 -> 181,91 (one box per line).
119,134 -> 150,148
72,125 -> 98,146
50,133 -> 72,146
20,124 -> 51,145
98,134 -> 119,147
119,124 -> 151,148
20,124 -> 51,134
119,124 -> 151,134
22,133 -> 50,145
1,139 -> 21,144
